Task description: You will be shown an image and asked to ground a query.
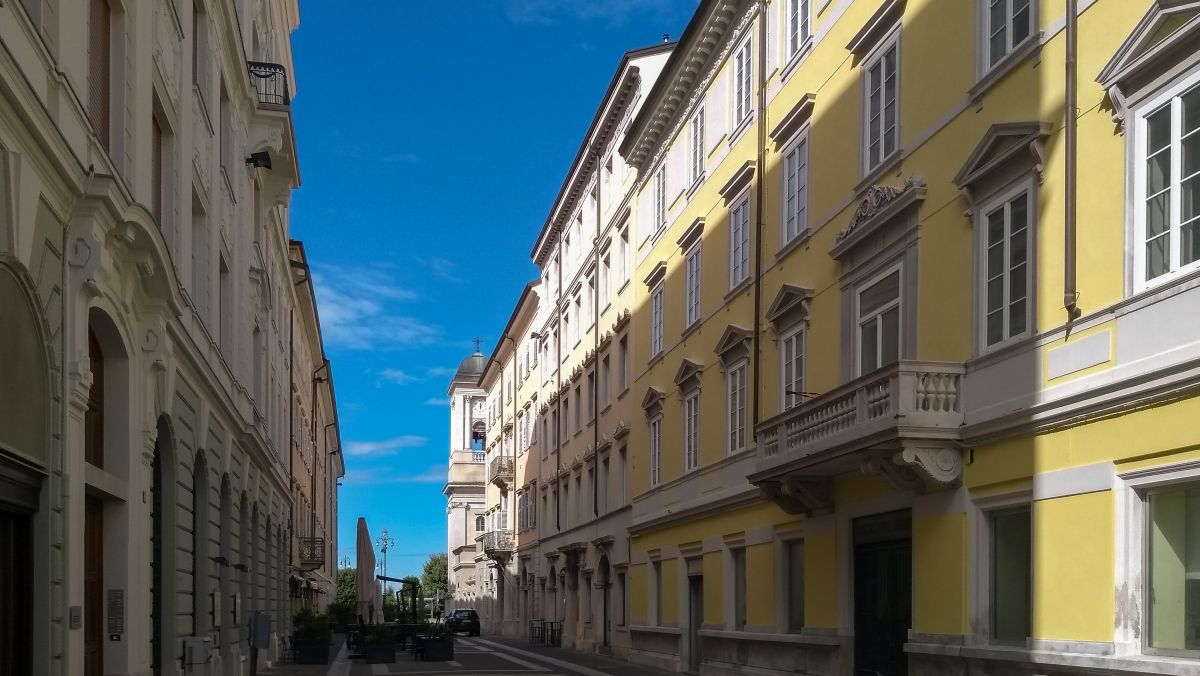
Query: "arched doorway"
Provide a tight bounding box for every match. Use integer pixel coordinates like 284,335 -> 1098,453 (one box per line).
0,265 -> 51,676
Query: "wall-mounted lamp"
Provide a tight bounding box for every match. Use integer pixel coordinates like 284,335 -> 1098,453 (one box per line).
245,151 -> 272,170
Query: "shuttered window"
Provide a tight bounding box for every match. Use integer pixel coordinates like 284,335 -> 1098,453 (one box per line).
88,0 -> 112,149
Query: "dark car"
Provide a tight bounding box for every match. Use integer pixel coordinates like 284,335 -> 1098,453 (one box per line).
446,608 -> 480,636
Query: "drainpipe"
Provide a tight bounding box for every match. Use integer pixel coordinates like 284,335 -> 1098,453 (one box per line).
1064,0 -> 1079,316
555,244 -> 563,532
593,151 -> 601,518
751,0 -> 768,438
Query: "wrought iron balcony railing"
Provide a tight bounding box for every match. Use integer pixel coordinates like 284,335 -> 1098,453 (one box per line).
482,530 -> 514,560
298,536 -> 324,569
489,456 -> 514,490
247,61 -> 290,106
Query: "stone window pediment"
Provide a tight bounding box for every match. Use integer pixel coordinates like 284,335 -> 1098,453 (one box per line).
713,324 -> 753,365
643,261 -> 667,289
677,217 -> 705,251
719,160 -> 757,202
765,284 -> 813,332
673,358 -> 704,393
769,93 -> 816,146
641,386 -> 666,418
847,0 -> 906,60
953,122 -> 1051,215
1098,0 -> 1200,130
830,175 -> 927,260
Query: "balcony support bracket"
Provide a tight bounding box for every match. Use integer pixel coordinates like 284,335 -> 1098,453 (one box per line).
860,443 -> 962,494
759,476 -> 834,515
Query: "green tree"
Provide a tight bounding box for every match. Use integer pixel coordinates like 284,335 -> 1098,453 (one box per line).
420,553 -> 448,601
335,567 -> 356,607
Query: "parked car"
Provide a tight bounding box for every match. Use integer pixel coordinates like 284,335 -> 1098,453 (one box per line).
446,609 -> 480,636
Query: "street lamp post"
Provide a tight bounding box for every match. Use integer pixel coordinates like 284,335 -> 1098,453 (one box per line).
376,529 -> 394,602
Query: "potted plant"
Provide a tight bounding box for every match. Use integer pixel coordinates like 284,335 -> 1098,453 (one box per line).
361,624 -> 397,664
291,610 -> 332,665
419,624 -> 454,662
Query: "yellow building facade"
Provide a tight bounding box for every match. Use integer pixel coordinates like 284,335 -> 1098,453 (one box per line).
618,1 -> 1200,675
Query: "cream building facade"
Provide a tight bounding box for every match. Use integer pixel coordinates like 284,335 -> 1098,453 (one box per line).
443,350 -> 488,614
0,1 -> 340,675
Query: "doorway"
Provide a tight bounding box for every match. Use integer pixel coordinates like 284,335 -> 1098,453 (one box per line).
84,497 -> 105,676
0,508 -> 33,676
853,510 -> 911,676
686,573 -> 703,673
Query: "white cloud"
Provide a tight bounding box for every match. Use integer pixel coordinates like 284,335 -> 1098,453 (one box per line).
342,465 -> 446,485
381,151 -> 422,164
343,435 -> 427,457
312,266 -> 439,351
423,397 -> 450,406
425,366 -> 456,378
378,369 -> 419,385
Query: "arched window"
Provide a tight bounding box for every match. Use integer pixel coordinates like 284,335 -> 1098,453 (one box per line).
475,516 -> 485,532
470,422 -> 485,452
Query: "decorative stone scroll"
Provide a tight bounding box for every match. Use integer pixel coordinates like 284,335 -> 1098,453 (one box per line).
759,476 -> 834,515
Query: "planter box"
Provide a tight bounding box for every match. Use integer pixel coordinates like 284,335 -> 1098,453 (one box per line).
421,638 -> 454,662
364,643 -> 397,664
293,642 -> 330,665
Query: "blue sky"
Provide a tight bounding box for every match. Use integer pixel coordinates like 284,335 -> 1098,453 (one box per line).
289,1 -> 695,578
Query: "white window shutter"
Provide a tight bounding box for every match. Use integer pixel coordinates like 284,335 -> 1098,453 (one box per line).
707,75 -> 728,152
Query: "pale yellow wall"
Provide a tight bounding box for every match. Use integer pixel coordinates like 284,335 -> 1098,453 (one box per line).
803,532 -> 837,629
913,513 -> 966,635
746,542 -> 777,628
1033,490 -> 1114,642
661,558 -> 681,625
703,551 -> 725,626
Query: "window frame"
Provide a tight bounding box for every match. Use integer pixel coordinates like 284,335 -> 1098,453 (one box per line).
980,0 -> 1036,73
733,35 -> 754,129
726,360 -> 748,455
1131,72 -> 1200,292
650,282 -> 665,358
654,165 -> 668,236
730,194 -> 751,288
854,263 -> 903,377
778,536 -> 805,633
684,244 -> 702,328
785,0 -> 813,62
977,178 -> 1036,352
649,414 -> 663,487
861,30 -> 902,175
969,490 -> 1032,647
780,326 -> 806,410
683,390 -> 700,472
690,105 -> 706,187
781,133 -> 810,246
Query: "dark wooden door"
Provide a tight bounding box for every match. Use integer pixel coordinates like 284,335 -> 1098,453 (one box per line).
85,497 -> 104,676
853,537 -> 911,676
0,510 -> 33,676
687,575 -> 703,673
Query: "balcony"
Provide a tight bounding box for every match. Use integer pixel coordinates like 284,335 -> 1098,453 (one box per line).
298,536 -> 324,570
447,450 -> 485,488
247,61 -> 290,106
489,456 -> 514,490
482,530 -> 514,561
750,361 -> 966,514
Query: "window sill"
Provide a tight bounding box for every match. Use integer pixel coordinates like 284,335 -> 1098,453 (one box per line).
687,175 -> 706,200
617,279 -> 631,296
855,149 -> 905,194
698,628 -> 839,646
969,35 -> 1043,103
724,277 -> 753,302
729,114 -> 755,148
681,320 -> 703,340
647,352 -> 665,369
774,229 -> 813,265
779,40 -> 814,84
630,625 -> 682,636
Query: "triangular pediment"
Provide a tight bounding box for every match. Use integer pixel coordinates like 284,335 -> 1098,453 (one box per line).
673,359 -> 704,390
640,386 -> 665,412
1098,1 -> 1200,93
953,122 -> 1052,190
713,325 -> 753,358
765,284 -> 814,327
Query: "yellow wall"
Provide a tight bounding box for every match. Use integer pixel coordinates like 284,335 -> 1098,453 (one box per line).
913,512 -> 966,635
802,532 -> 837,629
1033,491 -> 1114,642
746,542 -> 777,628
703,551 -> 725,625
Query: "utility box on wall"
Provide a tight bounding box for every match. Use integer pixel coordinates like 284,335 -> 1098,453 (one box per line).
182,636 -> 211,676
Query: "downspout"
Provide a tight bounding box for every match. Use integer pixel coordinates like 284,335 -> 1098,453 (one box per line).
593,152 -> 601,518
555,243 -> 563,532
751,0 -> 768,438
1064,0 -> 1079,317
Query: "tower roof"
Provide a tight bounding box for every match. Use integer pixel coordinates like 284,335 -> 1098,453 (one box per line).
454,351 -> 487,383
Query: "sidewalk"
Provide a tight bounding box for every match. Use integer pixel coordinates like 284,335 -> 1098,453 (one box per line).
468,635 -> 675,676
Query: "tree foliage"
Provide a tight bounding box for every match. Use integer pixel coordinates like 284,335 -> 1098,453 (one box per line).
421,552 -> 448,600
335,567 -> 356,607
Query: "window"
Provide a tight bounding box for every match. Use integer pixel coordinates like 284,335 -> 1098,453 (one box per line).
586,372 -> 596,421
984,0 -> 1034,70
585,275 -> 595,327
619,226 -> 630,283
857,267 -> 901,375
782,137 -> 809,243
1137,80 -> 1200,286
191,203 -> 209,321
650,284 -> 664,357
85,328 -> 105,468
573,296 -> 582,343
654,166 -> 667,234
863,37 -> 899,172
88,0 -> 112,149
600,458 -> 609,513
649,416 -> 662,487
786,0 -> 812,60
727,362 -> 747,454
471,422 -> 485,452
617,571 -> 627,625
734,37 -> 753,127
600,356 -> 611,408
151,115 -> 165,226
685,246 -> 701,327
732,548 -> 747,629
573,385 -> 582,432
1147,483 -> 1200,653
193,6 -> 210,103
786,539 -> 804,631
475,515 -> 485,532
561,398 -> 570,440
781,329 -> 805,409
730,197 -> 751,287
690,106 -> 706,185
218,255 -> 231,352
618,446 -> 627,505
652,561 -> 663,625
618,336 -> 629,392
981,189 -> 1031,348
990,507 -> 1031,643
684,391 -> 699,472
600,253 -> 611,309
